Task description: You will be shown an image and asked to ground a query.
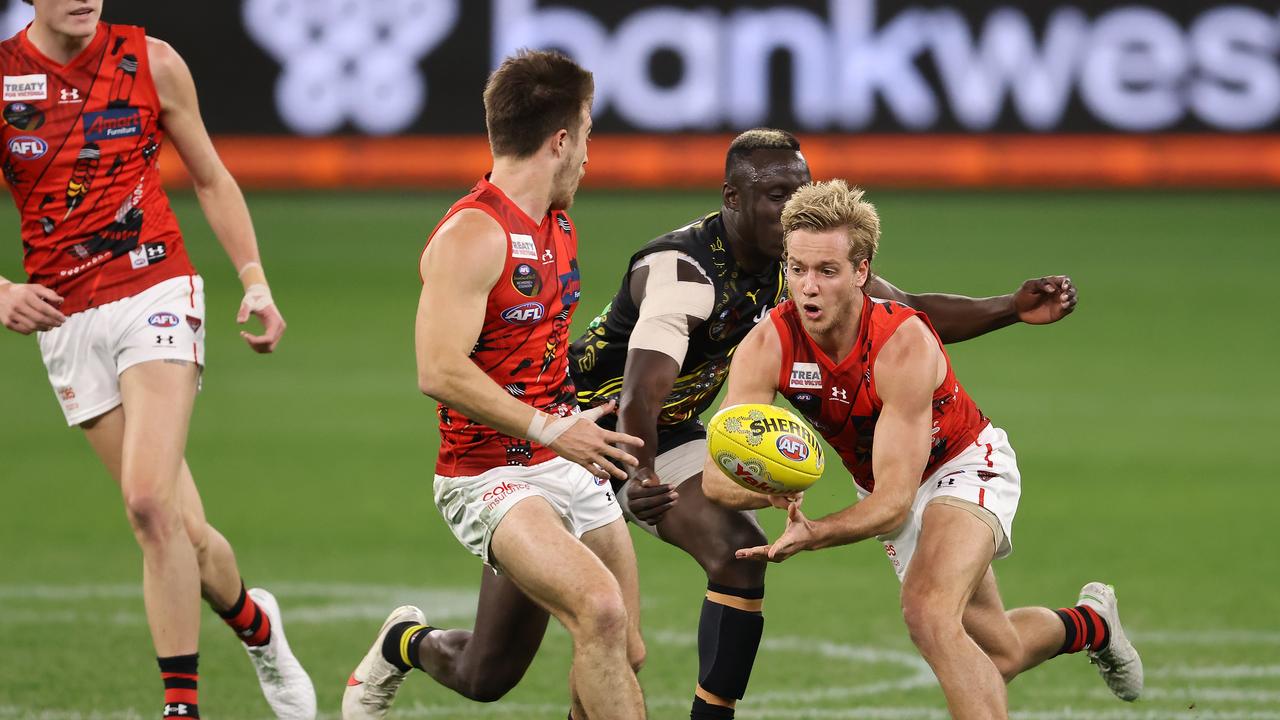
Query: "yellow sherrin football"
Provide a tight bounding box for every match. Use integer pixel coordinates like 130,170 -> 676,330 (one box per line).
707,403 -> 824,495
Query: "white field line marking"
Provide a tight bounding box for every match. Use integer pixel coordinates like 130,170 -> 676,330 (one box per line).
1136,630 -> 1280,645
309,707 -> 1280,720
7,707 -> 1279,720
1093,686 -> 1280,703
1149,663 -> 1280,679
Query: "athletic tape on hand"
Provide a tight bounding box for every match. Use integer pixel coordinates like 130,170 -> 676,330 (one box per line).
527,410 -> 580,447
242,283 -> 274,312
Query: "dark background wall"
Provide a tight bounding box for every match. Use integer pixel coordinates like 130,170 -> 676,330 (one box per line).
8,0 -> 1274,136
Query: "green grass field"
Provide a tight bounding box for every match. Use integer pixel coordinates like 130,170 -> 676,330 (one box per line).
1,189 -> 1277,719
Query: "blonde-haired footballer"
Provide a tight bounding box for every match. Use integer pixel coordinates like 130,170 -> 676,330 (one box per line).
704,180 -> 1143,719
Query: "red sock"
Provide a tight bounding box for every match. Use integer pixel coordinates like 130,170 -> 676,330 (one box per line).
158,653 -> 199,718
216,582 -> 272,647
1054,605 -> 1110,655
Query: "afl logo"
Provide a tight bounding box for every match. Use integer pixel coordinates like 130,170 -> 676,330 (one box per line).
776,434 -> 810,462
147,312 -> 180,328
8,135 -> 47,160
501,302 -> 545,325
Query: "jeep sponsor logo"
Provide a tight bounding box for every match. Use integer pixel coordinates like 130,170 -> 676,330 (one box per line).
789,361 -> 822,389
148,312 -> 180,328
776,434 -> 810,462
501,301 -> 545,325
7,135 -> 47,160
83,108 -> 142,142
3,74 -> 46,101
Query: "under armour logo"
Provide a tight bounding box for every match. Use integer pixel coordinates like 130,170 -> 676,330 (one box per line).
243,0 -> 460,135
164,704 -> 191,717
830,386 -> 848,402
59,87 -> 80,102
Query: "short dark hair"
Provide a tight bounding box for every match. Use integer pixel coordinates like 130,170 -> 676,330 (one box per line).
483,50 -> 594,159
725,128 -> 801,179
22,0 -> 32,5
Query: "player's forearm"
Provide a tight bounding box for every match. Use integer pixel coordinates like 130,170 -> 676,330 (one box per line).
901,292 -> 1018,344
193,170 -> 264,281
701,459 -> 773,510
810,494 -> 911,549
418,353 -> 539,440
616,393 -> 661,474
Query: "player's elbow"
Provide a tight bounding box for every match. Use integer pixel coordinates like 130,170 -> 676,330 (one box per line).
416,354 -> 454,400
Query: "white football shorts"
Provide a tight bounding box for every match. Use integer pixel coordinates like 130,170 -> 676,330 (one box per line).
864,423 -> 1022,582
37,275 -> 206,426
434,455 -> 622,570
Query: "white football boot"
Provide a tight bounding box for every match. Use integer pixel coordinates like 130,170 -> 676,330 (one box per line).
245,588 -> 318,719
1077,582 -> 1144,701
343,605 -> 427,719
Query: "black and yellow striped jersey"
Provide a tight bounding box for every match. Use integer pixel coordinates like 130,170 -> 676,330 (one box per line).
569,212 -> 785,429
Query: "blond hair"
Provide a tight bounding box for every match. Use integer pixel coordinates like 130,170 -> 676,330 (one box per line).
781,180 -> 880,266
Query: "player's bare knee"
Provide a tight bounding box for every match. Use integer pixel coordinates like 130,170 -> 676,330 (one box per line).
570,589 -> 630,642
701,521 -> 767,587
122,489 -> 182,543
900,593 -> 960,653
704,549 -> 767,588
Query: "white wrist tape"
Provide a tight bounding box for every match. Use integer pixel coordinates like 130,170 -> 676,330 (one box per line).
527,410 -> 579,446
242,283 -> 274,312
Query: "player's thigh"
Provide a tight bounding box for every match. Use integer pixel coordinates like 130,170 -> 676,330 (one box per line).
902,503 -> 998,613
490,496 -> 625,628
81,404 -> 126,483
81,407 -> 205,532
117,359 -> 198,490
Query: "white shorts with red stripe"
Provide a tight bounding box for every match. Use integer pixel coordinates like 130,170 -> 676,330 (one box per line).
37,275 -> 205,426
862,422 -> 1021,582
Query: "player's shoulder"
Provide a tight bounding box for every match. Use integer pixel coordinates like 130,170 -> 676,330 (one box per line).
743,307 -> 783,351
434,206 -> 506,246
144,36 -> 187,89
876,313 -> 936,365
637,212 -> 720,269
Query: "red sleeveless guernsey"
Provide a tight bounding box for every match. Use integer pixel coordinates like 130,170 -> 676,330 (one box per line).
426,177 -> 582,476
771,296 -> 988,493
1,23 -> 191,315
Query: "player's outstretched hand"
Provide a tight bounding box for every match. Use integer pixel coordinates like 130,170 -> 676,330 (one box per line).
547,400 -> 643,482
0,282 -> 65,334
626,467 -> 678,524
1014,275 -> 1077,325
736,501 -> 815,563
237,291 -> 286,353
